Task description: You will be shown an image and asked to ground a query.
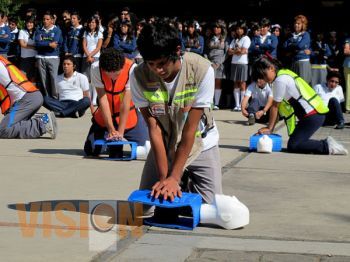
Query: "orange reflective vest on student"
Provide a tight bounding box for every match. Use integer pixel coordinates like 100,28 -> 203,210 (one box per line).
93,58 -> 138,129
0,56 -> 38,115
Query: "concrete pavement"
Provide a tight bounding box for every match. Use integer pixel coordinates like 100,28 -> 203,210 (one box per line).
0,109 -> 350,261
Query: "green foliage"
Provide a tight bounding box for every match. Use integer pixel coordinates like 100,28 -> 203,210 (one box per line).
0,0 -> 24,29
0,0 -> 22,17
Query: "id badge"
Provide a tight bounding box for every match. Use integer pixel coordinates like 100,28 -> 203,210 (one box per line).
150,104 -> 166,116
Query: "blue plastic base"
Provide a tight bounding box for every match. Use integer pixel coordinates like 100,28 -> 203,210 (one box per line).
93,139 -> 137,160
128,190 -> 202,230
249,134 -> 282,152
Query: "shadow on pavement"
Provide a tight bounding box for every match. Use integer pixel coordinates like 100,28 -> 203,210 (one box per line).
219,144 -> 249,152
29,149 -> 85,156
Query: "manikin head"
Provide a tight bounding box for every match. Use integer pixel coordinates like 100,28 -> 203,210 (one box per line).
200,194 -> 249,230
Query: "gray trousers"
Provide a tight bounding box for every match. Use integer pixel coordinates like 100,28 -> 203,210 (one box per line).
37,57 -> 60,99
0,91 -> 46,139
139,145 -> 223,204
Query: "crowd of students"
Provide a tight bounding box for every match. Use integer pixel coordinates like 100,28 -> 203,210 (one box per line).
1,9 -> 348,123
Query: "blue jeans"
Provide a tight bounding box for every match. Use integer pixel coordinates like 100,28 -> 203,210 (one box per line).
325,97 -> 344,125
288,113 -> 329,154
44,96 -> 90,117
247,98 -> 269,123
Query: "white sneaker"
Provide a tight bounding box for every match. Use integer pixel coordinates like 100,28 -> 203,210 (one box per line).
232,106 -> 239,112
327,136 -> 348,155
213,105 -> 220,110
41,112 -> 58,139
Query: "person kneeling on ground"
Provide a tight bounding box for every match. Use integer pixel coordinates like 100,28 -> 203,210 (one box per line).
0,55 -> 57,139
130,22 -> 223,205
252,55 -> 347,155
84,48 -> 150,159
43,55 -> 92,118
314,71 -> 345,129
241,78 -> 273,125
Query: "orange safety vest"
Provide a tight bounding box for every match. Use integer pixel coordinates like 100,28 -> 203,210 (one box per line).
93,58 -> 138,129
0,56 -> 38,115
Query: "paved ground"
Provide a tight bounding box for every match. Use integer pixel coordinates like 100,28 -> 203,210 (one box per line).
1,109 -> 350,261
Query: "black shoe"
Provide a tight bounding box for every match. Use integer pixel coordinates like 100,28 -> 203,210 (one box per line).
248,113 -> 255,125
335,122 -> 345,129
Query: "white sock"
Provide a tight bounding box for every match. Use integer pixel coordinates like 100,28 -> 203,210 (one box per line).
214,89 -> 222,106
233,89 -> 240,108
240,91 -> 245,107
136,141 -> 151,160
90,83 -> 97,105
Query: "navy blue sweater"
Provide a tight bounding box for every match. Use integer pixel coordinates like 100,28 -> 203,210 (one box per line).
283,31 -> 311,61
64,26 -> 84,56
181,35 -> 204,55
259,34 -> 278,58
34,26 -> 62,56
310,41 -> 331,65
0,25 -> 11,54
113,33 -> 137,59
8,29 -> 19,57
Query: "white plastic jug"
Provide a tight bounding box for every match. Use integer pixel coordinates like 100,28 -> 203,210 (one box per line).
257,135 -> 273,153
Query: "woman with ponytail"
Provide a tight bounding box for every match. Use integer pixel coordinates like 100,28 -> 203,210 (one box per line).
251,56 -> 347,155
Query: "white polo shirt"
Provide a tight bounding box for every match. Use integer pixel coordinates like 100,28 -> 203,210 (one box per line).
245,82 -> 273,106
314,83 -> 344,105
18,29 -> 37,58
230,35 -> 251,65
83,31 -> 103,58
55,71 -> 89,101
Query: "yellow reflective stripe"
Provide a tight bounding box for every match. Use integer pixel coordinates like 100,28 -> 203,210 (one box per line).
173,89 -> 197,104
173,96 -> 195,104
175,88 -> 198,96
311,65 -> 327,69
143,90 -> 168,103
8,65 -> 27,83
0,90 -> 5,100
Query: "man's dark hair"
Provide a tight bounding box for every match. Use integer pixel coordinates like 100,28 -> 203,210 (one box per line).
62,55 -> 77,70
43,10 -> 54,20
326,71 -> 341,81
70,11 -> 81,21
137,22 -> 182,62
260,17 -> 271,28
99,48 -> 125,72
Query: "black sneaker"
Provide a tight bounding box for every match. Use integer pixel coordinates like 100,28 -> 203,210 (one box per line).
335,122 -> 345,129
248,113 -> 255,125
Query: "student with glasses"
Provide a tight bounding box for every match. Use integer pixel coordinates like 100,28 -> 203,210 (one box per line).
314,71 -> 345,129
